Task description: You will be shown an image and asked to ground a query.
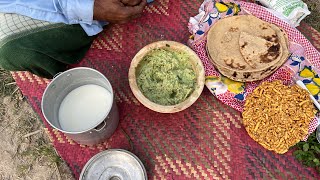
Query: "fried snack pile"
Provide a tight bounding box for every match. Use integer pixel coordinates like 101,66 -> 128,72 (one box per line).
242,80 -> 317,154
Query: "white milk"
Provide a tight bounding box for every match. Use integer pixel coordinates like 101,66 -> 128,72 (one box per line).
58,84 -> 113,132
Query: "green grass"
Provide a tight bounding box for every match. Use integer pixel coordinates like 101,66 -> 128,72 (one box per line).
17,164 -> 32,177
303,0 -> 320,31
21,136 -> 62,165
17,136 -> 63,177
0,69 -> 16,97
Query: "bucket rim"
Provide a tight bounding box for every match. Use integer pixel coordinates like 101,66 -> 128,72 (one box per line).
41,67 -> 114,134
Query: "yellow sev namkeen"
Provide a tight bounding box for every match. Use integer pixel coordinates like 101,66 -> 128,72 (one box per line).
242,80 -> 317,154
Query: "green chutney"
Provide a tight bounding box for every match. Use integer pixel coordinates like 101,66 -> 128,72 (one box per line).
136,48 -> 196,106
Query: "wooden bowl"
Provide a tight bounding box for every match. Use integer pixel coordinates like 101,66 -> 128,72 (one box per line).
128,41 -> 205,113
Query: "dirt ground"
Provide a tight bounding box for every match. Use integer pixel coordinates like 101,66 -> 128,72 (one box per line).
0,1 -> 319,180
0,71 -> 74,179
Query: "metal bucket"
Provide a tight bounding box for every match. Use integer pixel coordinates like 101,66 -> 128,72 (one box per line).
41,67 -> 119,145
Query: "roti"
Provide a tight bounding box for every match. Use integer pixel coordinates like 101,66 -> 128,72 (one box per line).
239,32 -> 275,68
206,15 -> 290,82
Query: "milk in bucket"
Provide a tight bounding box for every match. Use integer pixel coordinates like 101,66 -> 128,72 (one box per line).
41,67 -> 119,145
58,84 -> 113,132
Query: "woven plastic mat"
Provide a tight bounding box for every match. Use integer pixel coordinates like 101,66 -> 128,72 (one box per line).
11,0 -> 320,179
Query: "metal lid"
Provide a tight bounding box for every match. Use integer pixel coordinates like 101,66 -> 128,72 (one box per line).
79,149 -> 147,180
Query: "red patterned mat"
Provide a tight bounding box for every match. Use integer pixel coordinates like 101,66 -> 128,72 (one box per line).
11,0 -> 320,179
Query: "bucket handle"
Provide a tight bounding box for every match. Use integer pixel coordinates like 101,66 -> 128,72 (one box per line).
53,72 -> 63,79
94,120 -> 107,131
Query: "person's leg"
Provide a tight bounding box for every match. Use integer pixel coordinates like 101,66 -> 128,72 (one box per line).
0,13 -> 96,78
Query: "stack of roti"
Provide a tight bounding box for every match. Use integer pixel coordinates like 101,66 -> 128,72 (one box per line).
206,15 -> 290,82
